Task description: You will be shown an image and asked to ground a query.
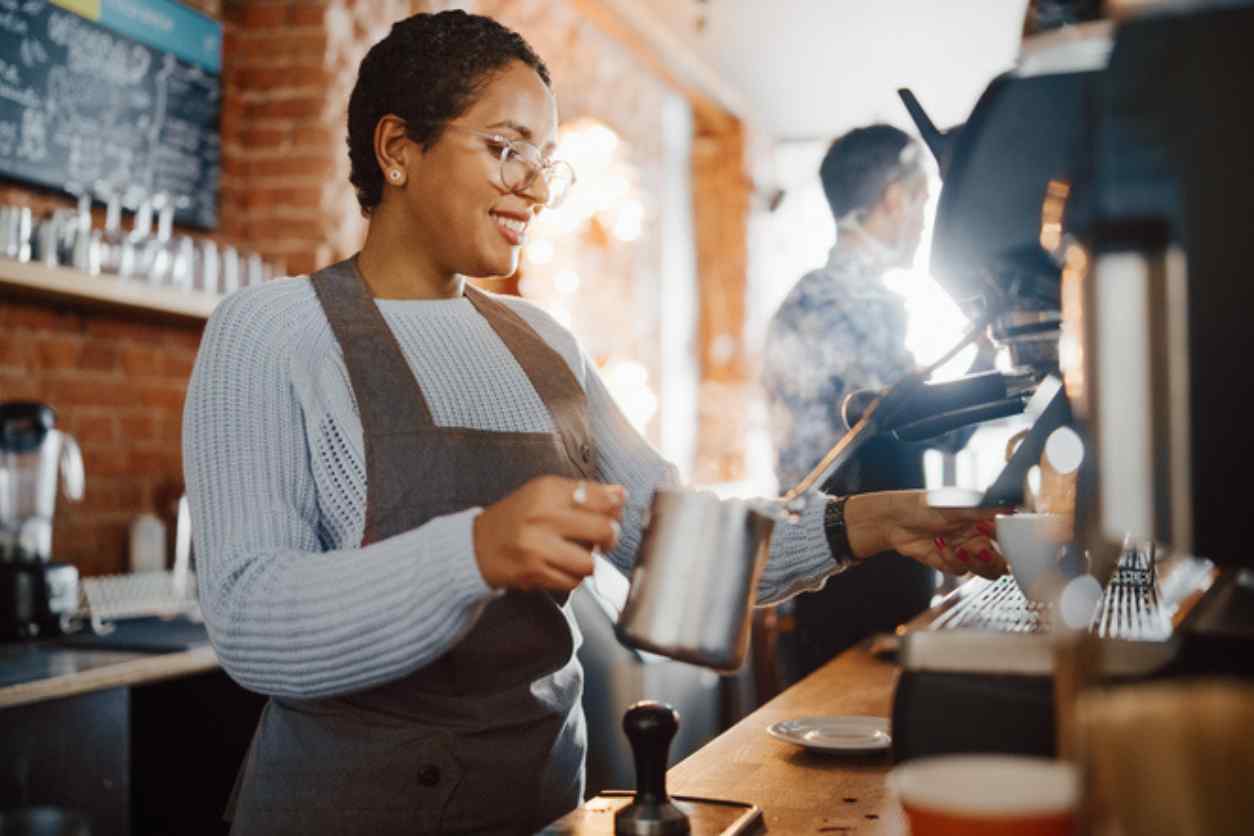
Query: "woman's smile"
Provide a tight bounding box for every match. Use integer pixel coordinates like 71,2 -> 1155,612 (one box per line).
491,209 -> 530,246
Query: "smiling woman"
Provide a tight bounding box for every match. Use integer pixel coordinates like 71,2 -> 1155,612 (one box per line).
181,9 -> 1006,836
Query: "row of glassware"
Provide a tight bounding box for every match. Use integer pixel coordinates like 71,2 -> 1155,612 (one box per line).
0,186 -> 283,295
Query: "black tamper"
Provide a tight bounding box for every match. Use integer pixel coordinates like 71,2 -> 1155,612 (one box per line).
615,701 -> 690,835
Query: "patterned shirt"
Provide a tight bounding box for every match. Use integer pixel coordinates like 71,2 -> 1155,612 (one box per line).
763,244 -> 916,489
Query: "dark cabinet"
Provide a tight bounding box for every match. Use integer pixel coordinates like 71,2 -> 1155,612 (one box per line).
0,671 -> 265,836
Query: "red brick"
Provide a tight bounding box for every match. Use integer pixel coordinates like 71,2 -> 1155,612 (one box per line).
33,338 -> 82,371
84,318 -> 166,343
160,350 -> 198,380
284,252 -> 318,276
69,412 -> 117,445
137,385 -> 187,411
68,522 -> 130,576
1,302 -> 82,333
249,155 -> 335,179
119,412 -> 158,442
45,379 -> 136,409
264,96 -> 328,120
120,344 -> 163,377
160,414 -> 185,444
0,332 -> 29,368
245,3 -> 286,27
296,126 -> 336,148
0,369 -> 42,400
79,478 -> 144,514
287,5 -> 325,26
79,340 -> 119,373
242,124 -> 289,148
130,448 -> 182,476
161,327 -> 205,353
81,446 -> 130,477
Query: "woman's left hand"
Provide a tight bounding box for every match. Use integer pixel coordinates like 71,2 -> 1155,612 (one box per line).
843,490 -> 1008,579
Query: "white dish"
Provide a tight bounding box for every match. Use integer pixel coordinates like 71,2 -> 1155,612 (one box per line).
766,716 -> 891,753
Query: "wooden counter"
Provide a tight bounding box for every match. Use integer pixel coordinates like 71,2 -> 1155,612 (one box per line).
0,641 -> 219,708
667,642 -> 908,835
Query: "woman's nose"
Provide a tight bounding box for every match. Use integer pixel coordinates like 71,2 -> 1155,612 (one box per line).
519,169 -> 551,210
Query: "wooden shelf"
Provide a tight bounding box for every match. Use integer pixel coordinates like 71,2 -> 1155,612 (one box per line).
0,257 -> 220,322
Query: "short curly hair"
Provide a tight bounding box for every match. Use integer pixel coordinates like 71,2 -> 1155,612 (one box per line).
347,11 -> 551,214
819,124 -> 917,220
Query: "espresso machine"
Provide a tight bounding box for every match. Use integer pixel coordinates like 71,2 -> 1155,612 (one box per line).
884,2 -> 1254,761
0,402 -> 84,639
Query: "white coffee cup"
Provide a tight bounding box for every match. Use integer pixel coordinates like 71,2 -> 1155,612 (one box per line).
995,512 -> 1074,602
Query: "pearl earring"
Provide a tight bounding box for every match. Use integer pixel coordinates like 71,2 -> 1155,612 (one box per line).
389,170 -> 401,182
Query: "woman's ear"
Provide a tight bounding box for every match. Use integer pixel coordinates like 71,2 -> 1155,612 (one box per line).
374,114 -> 411,188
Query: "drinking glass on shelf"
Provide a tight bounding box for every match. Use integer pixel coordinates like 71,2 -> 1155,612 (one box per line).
119,188 -> 156,281
69,190 -> 100,275
243,250 -> 265,288
169,235 -> 196,291
34,208 -> 75,268
0,205 -> 33,262
220,244 -> 240,295
194,239 -> 220,295
92,182 -> 127,276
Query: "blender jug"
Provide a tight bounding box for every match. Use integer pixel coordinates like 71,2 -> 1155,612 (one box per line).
0,402 -> 84,562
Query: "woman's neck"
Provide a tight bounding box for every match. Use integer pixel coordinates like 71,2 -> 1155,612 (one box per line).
356,210 -> 463,300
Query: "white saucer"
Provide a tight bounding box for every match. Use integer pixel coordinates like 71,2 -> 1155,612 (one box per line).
766,716 -> 891,753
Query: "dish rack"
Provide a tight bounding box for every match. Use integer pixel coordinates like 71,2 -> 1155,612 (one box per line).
78,569 -> 200,633
77,496 -> 200,632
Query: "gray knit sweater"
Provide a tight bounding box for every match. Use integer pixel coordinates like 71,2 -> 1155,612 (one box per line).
182,277 -> 844,702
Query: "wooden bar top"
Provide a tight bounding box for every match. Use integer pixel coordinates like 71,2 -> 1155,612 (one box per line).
667,642 -> 908,835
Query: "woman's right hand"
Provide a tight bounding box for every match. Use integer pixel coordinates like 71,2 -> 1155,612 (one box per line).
473,476 -> 627,592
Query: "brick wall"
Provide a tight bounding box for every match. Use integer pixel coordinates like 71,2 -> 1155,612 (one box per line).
0,0 -> 221,575
1,0 -> 749,574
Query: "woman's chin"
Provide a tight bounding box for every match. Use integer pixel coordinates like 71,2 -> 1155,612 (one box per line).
479,251 -> 521,279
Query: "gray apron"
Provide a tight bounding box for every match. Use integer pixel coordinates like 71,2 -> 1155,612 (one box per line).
226,258 -> 598,835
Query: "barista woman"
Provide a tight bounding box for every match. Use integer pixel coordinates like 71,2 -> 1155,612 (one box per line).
183,11 -> 1005,835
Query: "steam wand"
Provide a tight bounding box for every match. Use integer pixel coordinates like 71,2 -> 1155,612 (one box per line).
780,308 -> 999,510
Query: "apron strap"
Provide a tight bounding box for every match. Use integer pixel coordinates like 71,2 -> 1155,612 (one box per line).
464,284 -> 598,481
309,258 -> 436,432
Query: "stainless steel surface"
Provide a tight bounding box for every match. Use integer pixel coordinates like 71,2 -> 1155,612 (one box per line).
931,544 -> 1168,641
615,490 -> 774,671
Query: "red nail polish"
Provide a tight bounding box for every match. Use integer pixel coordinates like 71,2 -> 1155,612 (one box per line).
934,537 -> 946,549
977,549 -> 993,563
957,549 -> 969,562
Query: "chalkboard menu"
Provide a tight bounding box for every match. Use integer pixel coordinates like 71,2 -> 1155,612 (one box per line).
0,0 -> 222,228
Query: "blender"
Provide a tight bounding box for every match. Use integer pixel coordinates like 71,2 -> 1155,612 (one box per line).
0,402 -> 85,639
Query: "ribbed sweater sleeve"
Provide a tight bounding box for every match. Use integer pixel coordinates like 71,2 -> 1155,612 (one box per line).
511,306 -> 849,608
182,288 -> 498,700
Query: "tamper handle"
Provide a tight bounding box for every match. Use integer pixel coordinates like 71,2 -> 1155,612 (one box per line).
616,701 -> 690,835
625,701 -> 674,803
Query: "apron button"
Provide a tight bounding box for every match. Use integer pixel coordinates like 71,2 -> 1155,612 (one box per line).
417,765 -> 441,787
580,443 -> 592,463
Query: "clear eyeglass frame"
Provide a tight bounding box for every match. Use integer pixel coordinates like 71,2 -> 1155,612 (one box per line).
416,123 -> 576,209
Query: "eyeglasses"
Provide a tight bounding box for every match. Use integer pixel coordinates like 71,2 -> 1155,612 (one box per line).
429,123 -> 576,209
